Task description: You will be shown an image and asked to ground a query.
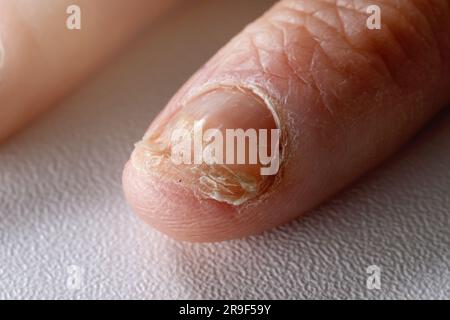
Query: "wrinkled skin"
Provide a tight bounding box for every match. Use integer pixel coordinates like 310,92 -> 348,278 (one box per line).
123,0 -> 450,241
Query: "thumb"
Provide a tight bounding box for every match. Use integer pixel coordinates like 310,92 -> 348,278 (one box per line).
123,0 -> 450,242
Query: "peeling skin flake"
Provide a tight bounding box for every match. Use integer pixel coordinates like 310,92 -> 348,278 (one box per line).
131,138 -> 272,206
130,85 -> 281,206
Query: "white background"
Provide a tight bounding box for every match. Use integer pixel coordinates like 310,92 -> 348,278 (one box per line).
0,0 -> 449,299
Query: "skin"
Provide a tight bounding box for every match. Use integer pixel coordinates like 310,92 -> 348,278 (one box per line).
1,1 -> 449,242
0,0 -> 176,141
123,0 -> 450,242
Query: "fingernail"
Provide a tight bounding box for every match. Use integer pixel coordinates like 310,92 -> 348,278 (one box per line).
131,86 -> 282,206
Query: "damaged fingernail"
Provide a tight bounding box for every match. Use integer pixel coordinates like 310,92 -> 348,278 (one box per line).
131,86 -> 282,206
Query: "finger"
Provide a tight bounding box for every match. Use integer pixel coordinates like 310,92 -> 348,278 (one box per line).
0,0 -> 176,141
123,0 -> 450,242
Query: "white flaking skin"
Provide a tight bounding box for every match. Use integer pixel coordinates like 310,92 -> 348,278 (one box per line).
131,83 -> 284,206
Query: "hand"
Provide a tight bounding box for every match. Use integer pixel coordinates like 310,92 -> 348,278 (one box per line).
122,0 -> 450,241
2,1 -> 449,243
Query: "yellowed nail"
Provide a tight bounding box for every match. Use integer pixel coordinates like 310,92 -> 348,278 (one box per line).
131,86 -> 282,205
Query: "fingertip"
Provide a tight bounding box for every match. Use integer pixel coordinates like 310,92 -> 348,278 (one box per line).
122,160 -> 252,242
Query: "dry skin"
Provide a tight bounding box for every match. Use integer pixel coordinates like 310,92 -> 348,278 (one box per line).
131,86 -> 281,205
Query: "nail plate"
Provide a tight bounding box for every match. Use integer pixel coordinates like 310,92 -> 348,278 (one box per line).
131,86 -> 282,205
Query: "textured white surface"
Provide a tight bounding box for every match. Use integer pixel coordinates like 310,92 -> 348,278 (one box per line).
0,1 -> 449,300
